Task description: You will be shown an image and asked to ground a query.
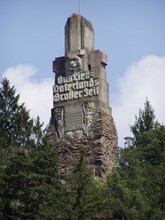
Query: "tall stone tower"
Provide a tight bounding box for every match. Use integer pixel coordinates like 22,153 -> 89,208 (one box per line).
47,13 -> 118,179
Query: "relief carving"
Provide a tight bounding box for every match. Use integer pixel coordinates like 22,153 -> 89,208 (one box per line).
64,102 -> 96,140
54,107 -> 64,138
83,102 -> 96,137
69,56 -> 82,73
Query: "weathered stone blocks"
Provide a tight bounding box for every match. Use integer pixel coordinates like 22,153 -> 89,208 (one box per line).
47,13 -> 118,179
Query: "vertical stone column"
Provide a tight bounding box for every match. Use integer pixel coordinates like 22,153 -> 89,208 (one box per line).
65,13 -> 94,54
47,13 -> 118,179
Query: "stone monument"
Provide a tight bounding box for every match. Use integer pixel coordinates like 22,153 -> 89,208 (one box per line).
47,13 -> 118,179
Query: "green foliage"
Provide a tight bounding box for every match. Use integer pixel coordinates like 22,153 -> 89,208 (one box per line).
37,148 -> 103,219
102,99 -> 165,219
0,78 -> 50,219
103,165 -> 149,220
0,78 -> 46,167
65,152 -> 100,219
0,166 -> 5,218
32,116 -> 45,147
128,98 -> 157,147
0,78 -> 33,149
0,79 -> 164,219
2,145 -> 60,219
131,98 -> 156,134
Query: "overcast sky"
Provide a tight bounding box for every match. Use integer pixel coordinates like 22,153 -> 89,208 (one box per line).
1,0 -> 165,147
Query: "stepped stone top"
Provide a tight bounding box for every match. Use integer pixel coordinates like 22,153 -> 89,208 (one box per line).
47,13 -> 118,179
65,13 -> 94,53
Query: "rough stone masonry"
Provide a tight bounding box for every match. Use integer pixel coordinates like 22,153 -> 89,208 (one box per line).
47,13 -> 118,179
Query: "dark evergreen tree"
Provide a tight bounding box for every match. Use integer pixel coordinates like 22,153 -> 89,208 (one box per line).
65,151 -> 100,219
103,156 -> 150,220
0,78 -> 54,219
0,78 -> 46,168
37,146 -> 103,219
0,77 -> 36,174
131,99 -> 155,134
104,100 -> 165,219
0,78 -> 33,149
32,116 -> 45,147
0,166 -> 5,219
1,80 -> 164,220
2,145 -> 60,219
127,98 -> 157,148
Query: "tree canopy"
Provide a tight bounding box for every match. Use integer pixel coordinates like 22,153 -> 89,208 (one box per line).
0,79 -> 164,219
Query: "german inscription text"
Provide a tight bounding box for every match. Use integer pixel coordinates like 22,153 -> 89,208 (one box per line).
53,71 -> 99,102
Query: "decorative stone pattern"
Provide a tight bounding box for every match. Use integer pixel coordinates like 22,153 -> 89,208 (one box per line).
54,107 -> 64,138
53,101 -> 97,140
47,13 -> 119,179
46,110 -> 118,179
82,102 -> 96,137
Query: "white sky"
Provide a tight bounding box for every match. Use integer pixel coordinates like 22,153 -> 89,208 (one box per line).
1,0 -> 165,147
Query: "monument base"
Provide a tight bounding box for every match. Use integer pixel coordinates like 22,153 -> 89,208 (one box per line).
46,110 -> 118,179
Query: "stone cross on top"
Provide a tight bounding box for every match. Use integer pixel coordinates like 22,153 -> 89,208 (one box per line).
52,13 -> 112,140
48,13 -> 118,178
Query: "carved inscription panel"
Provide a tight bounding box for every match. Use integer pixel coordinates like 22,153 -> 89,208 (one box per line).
65,104 -> 83,131
53,70 -> 99,139
53,71 -> 99,103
